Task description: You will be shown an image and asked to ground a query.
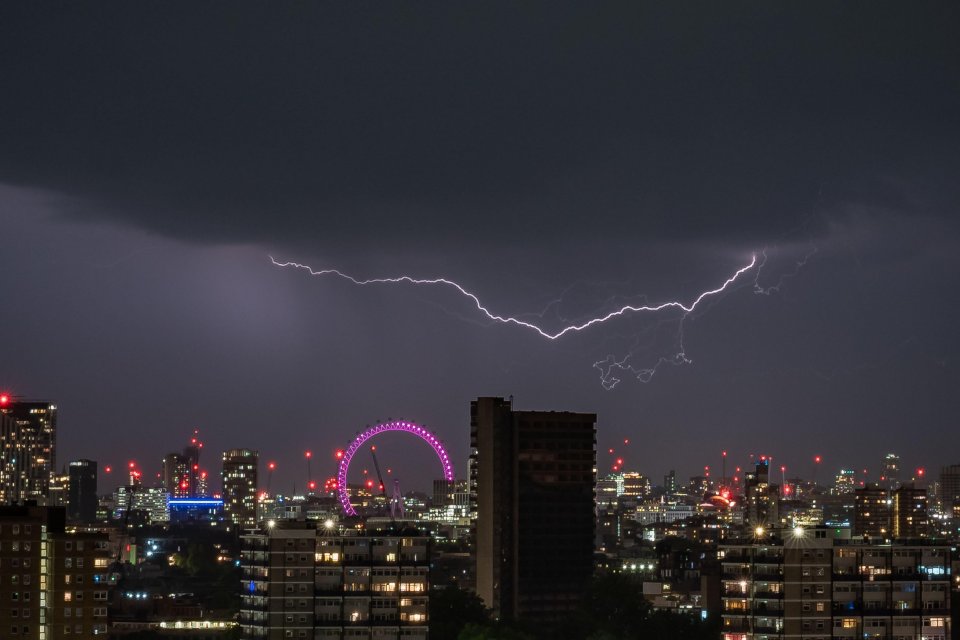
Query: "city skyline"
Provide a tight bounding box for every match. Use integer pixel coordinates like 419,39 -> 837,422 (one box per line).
1,389 -> 951,498
2,3 -> 959,494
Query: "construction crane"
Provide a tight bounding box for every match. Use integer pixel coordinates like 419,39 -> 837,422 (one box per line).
369,446 -> 388,497
369,446 -> 404,525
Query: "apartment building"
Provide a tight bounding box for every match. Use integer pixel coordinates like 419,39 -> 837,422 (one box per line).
240,521 -> 429,640
720,527 -> 950,640
0,504 -> 111,639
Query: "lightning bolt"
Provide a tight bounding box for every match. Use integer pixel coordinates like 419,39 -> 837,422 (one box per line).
753,242 -> 818,295
269,254 -> 758,341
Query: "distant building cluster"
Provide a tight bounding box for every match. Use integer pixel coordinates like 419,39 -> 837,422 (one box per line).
3,390 -> 960,639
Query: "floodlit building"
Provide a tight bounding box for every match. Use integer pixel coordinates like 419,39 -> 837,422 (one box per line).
240,521 -> 429,639
470,396 -> 596,623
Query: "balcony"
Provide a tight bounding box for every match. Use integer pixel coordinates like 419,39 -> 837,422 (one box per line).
752,571 -> 783,581
721,618 -> 750,633
753,624 -> 782,634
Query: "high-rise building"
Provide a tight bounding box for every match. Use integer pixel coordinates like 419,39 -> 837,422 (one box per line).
240,521 -> 429,639
67,459 -> 98,523
222,448 -> 258,530
0,398 -> 57,503
853,483 -> 929,540
183,440 -> 200,496
0,504 -> 112,639
47,471 -> 69,508
720,527 -> 951,640
162,452 -> 190,498
664,469 -> 678,495
113,486 -> 169,524
745,460 -> 779,528
893,483 -> 929,539
622,472 -> 651,498
470,396 -> 596,623
854,483 -> 891,539
937,464 -> 960,516
596,476 -> 619,508
881,453 -> 901,490
832,469 -> 856,495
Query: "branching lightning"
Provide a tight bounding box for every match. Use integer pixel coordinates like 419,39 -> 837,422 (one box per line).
270,252 -> 780,388
271,246 -> 824,388
269,254 -> 758,342
753,242 -> 818,295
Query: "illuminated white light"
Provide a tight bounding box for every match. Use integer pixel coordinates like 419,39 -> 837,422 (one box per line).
270,254 -> 758,341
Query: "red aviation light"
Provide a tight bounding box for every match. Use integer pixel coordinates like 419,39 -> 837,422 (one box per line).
814,455 -> 822,464
335,450 -> 344,460
268,462 -> 276,471
0,394 -> 9,406
308,481 -> 317,490
305,451 -> 312,459
104,466 -> 112,474
129,461 -> 136,469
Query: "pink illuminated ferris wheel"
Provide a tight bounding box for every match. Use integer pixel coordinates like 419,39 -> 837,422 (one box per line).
336,420 -> 455,516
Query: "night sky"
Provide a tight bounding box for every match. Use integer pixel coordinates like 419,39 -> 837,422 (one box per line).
1,3 -> 958,493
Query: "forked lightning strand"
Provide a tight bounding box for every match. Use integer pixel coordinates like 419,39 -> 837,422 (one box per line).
269,254 -> 758,340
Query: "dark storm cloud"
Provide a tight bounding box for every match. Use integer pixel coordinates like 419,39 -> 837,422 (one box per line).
2,2 -> 957,249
